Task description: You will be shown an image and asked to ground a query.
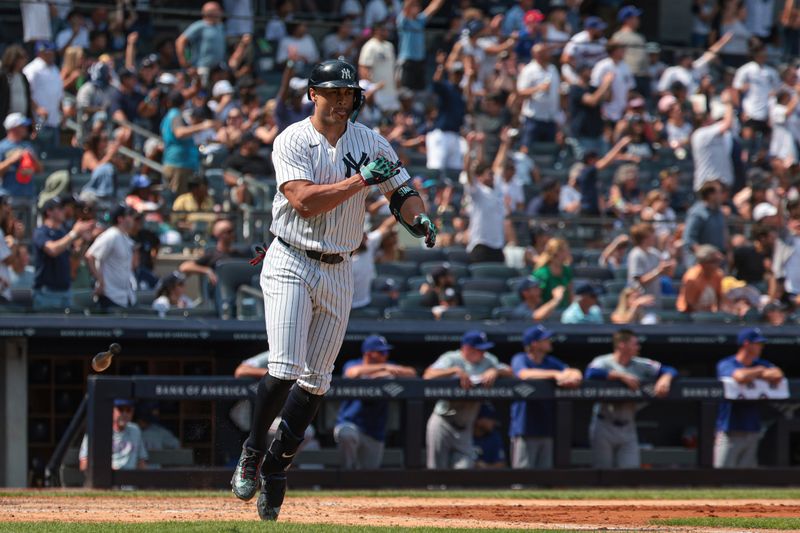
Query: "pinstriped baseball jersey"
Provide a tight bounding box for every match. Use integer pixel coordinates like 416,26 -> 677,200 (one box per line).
271,117 -> 409,253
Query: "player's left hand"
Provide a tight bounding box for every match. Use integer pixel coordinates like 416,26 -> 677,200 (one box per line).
413,214 -> 437,248
360,157 -> 402,186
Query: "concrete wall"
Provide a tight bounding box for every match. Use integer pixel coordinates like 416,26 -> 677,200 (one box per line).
0,339 -> 27,487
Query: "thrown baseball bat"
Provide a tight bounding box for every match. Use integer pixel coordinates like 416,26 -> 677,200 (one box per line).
91,343 -> 122,372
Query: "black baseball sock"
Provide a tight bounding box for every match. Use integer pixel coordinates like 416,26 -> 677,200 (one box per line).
262,384 -> 324,474
244,374 -> 295,453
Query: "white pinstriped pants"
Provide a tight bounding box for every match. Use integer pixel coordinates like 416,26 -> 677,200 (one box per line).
261,240 -> 353,395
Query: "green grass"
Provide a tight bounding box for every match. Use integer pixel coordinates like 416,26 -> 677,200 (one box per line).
0,523 -> 551,533
2,487 -> 800,500
652,517 -> 800,530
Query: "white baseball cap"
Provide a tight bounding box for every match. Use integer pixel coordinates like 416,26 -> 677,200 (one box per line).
753,202 -> 778,221
3,112 -> 31,131
212,80 -> 235,98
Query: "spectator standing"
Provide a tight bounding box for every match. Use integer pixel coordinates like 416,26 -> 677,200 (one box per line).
509,325 -> 582,469
744,0 -> 775,41
715,328 -> 784,468
561,283 -> 604,324
503,0 -> 535,36
677,244 -> 725,313
359,21 -> 400,113
0,46 -> 32,138
691,0 -> 717,48
568,65 -> 613,159
352,216 -> 396,309
0,193 -> 16,301
691,95 -> 736,192
110,68 -> 147,126
76,63 -> 114,145
175,2 -> 226,80
426,52 -> 465,171
611,6 -> 649,98
561,16 -> 608,85
586,329 -> 677,468
22,41 -> 63,147
274,63 -> 314,133
517,43 -> 561,146
79,398 -> 147,471
684,181 -> 728,263
84,204 -> 137,309
423,330 -> 513,469
0,113 -> 41,199
161,91 -> 209,195
511,278 -> 565,321
590,40 -> 635,125
513,10 -> 545,65
334,335 -> 416,469
464,134 -> 505,264
276,22 -> 320,71
56,10 -> 90,52
733,43 -> 780,152
771,206 -> 800,305
32,198 -> 93,310
627,223 -> 674,305
396,0 -> 445,91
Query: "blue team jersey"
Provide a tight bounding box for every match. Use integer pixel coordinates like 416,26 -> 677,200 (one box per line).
335,358 -> 390,442
716,355 -> 775,433
509,353 -> 568,437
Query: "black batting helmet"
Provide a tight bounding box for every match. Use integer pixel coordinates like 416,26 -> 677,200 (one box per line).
307,59 -> 363,113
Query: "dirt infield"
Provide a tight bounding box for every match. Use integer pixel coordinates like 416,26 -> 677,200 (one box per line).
3,495 -> 800,530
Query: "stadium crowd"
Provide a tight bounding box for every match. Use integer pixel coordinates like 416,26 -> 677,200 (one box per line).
1,0 -> 799,327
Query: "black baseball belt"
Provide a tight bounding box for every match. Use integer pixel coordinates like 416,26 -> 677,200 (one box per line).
277,237 -> 353,265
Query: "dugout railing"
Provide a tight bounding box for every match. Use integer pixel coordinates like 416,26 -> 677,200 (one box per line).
84,375 -> 800,489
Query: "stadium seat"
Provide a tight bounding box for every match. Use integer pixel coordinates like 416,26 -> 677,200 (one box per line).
468,263 -> 519,279
614,267 -> 629,281
444,247 -> 470,264
499,292 -> 520,308
439,307 -> 491,321
660,295 -> 678,310
375,261 -> 419,279
572,266 -> 613,281
166,307 -> 219,318
350,307 -> 381,319
419,261 -> 468,280
384,307 -> 433,320
603,280 -> 628,294
599,293 -> 619,310
402,247 -> 446,263
690,311 -> 739,324
216,259 -> 258,319
236,285 -> 264,320
658,310 -> 693,323
135,290 -> 156,306
367,292 -> 394,311
398,293 -> 426,309
462,290 -> 500,309
577,249 -> 603,266
460,278 -> 507,292
406,276 -> 427,291
371,275 -> 407,292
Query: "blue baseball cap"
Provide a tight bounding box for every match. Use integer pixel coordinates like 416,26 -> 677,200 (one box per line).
523,324 -> 554,346
575,282 -> 601,298
617,6 -> 642,22
462,330 -> 494,350
584,16 -> 608,30
738,327 -> 767,346
34,40 -> 56,53
114,398 -> 135,408
517,277 -> 542,296
129,174 -> 152,189
362,334 -> 393,353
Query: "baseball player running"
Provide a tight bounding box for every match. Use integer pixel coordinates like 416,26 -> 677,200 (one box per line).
231,59 -> 437,521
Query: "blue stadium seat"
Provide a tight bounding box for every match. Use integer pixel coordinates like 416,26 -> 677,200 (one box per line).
384,307 -> 433,320
572,266 -> 613,281
439,307 -> 491,321
462,290 -> 500,309
215,259 -> 258,319
499,292 -> 520,308
444,247 -> 470,264
398,293 -> 426,309
419,261 -> 469,280
461,278 -> 507,292
402,247 -> 446,264
350,307 -> 381,319
468,263 -> 519,280
376,261 -> 419,279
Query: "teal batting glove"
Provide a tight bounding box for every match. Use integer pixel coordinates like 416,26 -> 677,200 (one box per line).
413,214 -> 437,248
360,157 -> 402,186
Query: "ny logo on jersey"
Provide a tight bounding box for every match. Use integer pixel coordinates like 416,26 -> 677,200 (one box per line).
342,151 -> 369,178
341,69 -> 353,80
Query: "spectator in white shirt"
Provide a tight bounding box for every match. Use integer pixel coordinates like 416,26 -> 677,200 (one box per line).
22,41 -> 63,146
55,10 -> 90,52
590,40 -> 635,123
464,132 -> 506,264
359,20 -> 400,113
276,21 -> 320,71
85,204 -> 137,309
733,43 -> 780,153
691,93 -> 736,191
559,162 -> 583,215
744,0 -> 774,39
769,90 -> 799,174
517,43 -> 560,148
561,16 -> 608,85
352,215 -> 397,309
322,17 -> 358,62
657,32 -> 732,96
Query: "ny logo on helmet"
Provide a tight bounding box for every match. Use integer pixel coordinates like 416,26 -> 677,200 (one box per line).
341,69 -> 353,80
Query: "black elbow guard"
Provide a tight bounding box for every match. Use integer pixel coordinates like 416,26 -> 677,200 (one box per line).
389,185 -> 425,238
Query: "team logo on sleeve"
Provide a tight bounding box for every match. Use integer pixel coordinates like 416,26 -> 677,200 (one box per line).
342,151 -> 369,178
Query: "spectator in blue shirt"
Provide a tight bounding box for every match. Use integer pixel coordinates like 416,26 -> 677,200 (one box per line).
396,0 -> 445,91
714,328 -> 784,468
426,51 -> 466,171
175,2 -> 226,76
161,91 -> 212,195
514,9 -> 545,64
0,113 -> 41,198
32,198 -> 94,310
334,335 -> 416,469
561,283 -> 604,324
509,325 -> 582,468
